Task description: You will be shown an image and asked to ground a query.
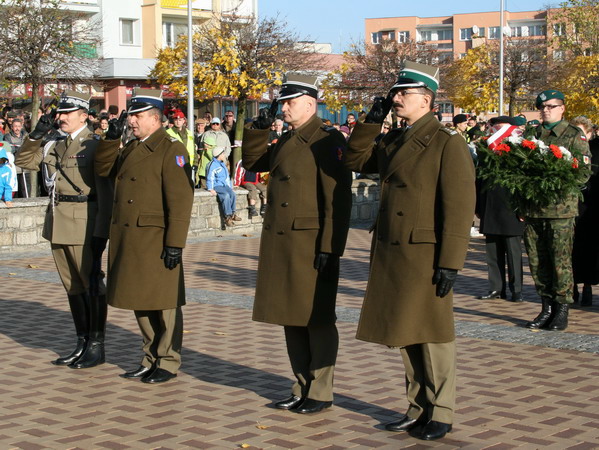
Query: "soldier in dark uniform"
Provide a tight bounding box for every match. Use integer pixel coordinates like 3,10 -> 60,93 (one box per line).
95,89 -> 194,383
242,74 -> 352,414
16,91 -> 113,369
346,62 -> 475,441
524,90 -> 591,331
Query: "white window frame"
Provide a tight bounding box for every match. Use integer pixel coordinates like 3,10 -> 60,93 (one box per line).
120,18 -> 138,46
397,31 -> 409,43
460,28 -> 472,41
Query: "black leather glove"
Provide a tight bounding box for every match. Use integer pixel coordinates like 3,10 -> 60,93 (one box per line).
161,246 -> 183,270
253,99 -> 278,129
89,236 -> 108,297
365,94 -> 394,124
314,252 -> 340,281
106,110 -> 128,140
432,268 -> 458,298
29,112 -> 55,140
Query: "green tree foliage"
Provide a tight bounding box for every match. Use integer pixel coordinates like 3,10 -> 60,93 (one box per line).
548,0 -> 599,56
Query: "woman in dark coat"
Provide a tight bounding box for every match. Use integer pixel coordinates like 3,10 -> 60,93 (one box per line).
571,117 -> 599,306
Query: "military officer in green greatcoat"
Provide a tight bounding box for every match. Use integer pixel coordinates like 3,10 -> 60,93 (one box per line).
16,91 -> 113,369
346,62 -> 475,441
95,88 -> 194,383
523,90 -> 591,331
242,74 -> 352,414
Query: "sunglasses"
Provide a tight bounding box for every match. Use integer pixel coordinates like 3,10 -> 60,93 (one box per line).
538,104 -> 562,110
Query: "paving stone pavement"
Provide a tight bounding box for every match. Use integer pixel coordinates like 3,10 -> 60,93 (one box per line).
1,229 -> 599,449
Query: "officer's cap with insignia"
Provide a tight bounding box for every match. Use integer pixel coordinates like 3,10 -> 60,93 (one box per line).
277,73 -> 319,101
535,89 -> 565,108
391,61 -> 440,94
56,90 -> 91,113
128,88 -> 163,114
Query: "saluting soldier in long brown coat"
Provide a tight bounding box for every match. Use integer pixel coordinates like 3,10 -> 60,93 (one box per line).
243,74 -> 352,414
95,89 -> 194,383
16,91 -> 113,369
346,62 -> 475,441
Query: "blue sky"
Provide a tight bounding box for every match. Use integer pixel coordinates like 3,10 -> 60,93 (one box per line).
258,1 -> 557,53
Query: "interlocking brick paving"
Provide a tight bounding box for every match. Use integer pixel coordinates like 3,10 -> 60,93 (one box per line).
1,229 -> 598,448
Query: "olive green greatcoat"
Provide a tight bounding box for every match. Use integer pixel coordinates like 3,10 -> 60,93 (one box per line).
15,129 -> 113,244
242,115 -> 352,327
95,128 -> 194,311
346,113 -> 475,347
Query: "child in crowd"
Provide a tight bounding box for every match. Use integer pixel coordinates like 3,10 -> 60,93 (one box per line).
206,146 -> 241,227
0,144 -> 14,207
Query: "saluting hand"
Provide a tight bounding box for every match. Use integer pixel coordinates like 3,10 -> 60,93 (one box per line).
365,93 -> 394,124
106,110 -> 128,140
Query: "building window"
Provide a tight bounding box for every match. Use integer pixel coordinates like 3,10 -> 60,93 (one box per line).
371,32 -> 381,44
397,31 -> 409,43
460,28 -> 472,41
553,50 -> 565,61
419,30 -> 432,41
120,19 -> 136,45
529,25 -> 545,36
510,26 -> 523,37
488,26 -> 500,39
438,29 -> 452,40
553,23 -> 565,36
387,31 -> 396,41
438,102 -> 454,114
163,22 -> 188,48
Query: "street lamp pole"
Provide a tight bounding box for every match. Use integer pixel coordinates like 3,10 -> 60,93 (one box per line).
499,0 -> 505,115
187,1 -> 194,134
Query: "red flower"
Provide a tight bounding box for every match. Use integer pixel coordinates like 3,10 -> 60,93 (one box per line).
550,144 -> 563,159
572,157 -> 579,169
494,143 -> 511,154
522,140 -> 536,150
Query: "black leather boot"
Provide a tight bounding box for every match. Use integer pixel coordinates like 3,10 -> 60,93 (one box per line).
547,303 -> 569,331
70,295 -> 106,369
581,286 -> 593,307
53,294 -> 89,365
525,297 -> 553,329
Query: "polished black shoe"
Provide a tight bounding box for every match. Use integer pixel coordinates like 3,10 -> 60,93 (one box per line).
294,398 -> 332,414
141,367 -> 177,384
52,337 -> 88,366
274,395 -> 303,410
510,292 -> 524,302
69,341 -> 105,369
420,420 -> 452,441
477,290 -> 503,300
385,415 -> 424,432
547,303 -> 569,331
120,365 -> 153,379
526,297 -> 553,329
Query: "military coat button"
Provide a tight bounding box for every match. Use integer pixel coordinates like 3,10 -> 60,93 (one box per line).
384,179 -> 390,183
128,199 -> 134,204
281,202 -> 288,207
264,225 -> 271,230
131,177 -> 137,181
283,175 -> 291,181
277,230 -> 285,235
118,175 -> 123,180
124,223 -> 129,227
397,211 -> 404,216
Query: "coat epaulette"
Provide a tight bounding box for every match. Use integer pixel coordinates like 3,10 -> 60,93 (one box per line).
439,127 -> 457,136
168,136 -> 179,143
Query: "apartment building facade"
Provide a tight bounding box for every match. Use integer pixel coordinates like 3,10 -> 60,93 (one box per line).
365,9 -> 549,119
13,0 -> 257,112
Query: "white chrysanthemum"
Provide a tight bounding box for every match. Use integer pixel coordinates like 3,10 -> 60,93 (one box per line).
560,147 -> 571,160
507,135 -> 523,145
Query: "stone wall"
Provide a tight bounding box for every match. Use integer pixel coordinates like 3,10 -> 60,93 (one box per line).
0,180 -> 380,254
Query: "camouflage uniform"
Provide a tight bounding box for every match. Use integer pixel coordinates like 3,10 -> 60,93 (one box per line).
524,121 -> 591,304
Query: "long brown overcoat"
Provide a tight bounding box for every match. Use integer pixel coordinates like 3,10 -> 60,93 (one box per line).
15,128 -> 112,244
346,113 -> 475,347
95,128 -> 194,311
242,115 -> 352,327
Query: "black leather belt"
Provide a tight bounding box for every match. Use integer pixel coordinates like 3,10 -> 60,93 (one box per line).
56,194 -> 96,202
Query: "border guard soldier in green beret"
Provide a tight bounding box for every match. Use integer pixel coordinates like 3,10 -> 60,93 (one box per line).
346,61 -> 476,441
242,74 -> 352,414
16,91 -> 113,369
523,89 -> 591,331
95,88 -> 194,383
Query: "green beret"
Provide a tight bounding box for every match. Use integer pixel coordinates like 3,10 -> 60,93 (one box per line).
512,116 -> 527,126
536,90 -> 565,108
